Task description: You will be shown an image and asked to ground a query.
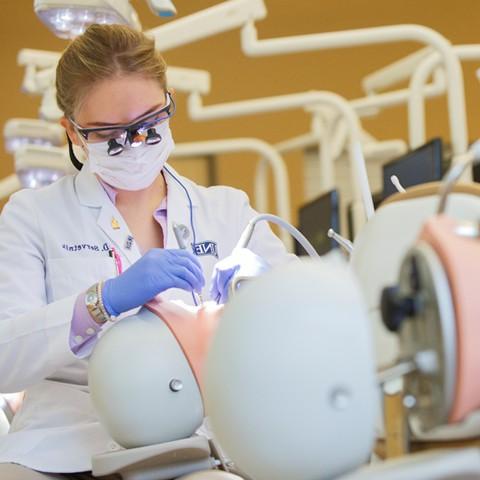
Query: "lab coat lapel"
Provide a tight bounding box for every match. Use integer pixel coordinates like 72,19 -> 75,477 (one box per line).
74,167 -> 142,266
96,205 -> 142,266
163,165 -> 198,251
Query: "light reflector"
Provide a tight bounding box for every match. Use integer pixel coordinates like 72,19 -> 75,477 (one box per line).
34,0 -> 140,39
4,119 -> 65,154
14,145 -> 73,189
17,168 -> 65,189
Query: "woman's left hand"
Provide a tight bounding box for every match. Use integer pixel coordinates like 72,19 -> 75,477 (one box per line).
209,248 -> 270,304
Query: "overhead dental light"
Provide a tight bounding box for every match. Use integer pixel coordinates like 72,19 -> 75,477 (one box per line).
14,145 -> 72,189
33,0 -> 141,39
17,49 -> 60,95
3,119 -> 65,154
146,0 -> 176,17
40,87 -> 64,121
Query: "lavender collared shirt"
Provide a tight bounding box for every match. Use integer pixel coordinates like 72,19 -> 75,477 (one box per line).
69,181 -> 168,357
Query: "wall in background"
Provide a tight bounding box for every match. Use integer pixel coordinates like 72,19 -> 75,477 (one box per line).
1,0 -> 479,219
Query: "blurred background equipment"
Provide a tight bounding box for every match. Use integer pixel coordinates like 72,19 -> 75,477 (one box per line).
34,0 -> 141,38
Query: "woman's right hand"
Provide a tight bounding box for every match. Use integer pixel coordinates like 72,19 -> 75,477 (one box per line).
102,249 -> 205,317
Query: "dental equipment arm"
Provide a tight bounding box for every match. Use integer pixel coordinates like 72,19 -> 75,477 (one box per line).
235,213 -> 319,258
408,45 -> 480,151
241,21 -> 468,161
188,91 -> 374,230
210,214 -> 318,303
148,1 -> 467,162
362,47 -> 434,95
146,0 -> 267,51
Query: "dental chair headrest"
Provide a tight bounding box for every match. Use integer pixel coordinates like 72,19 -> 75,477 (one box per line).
380,181 -> 480,207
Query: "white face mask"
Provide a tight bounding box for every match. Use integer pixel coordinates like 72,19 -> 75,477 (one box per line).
85,121 -> 174,191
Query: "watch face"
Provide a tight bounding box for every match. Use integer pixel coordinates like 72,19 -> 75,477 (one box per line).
86,292 -> 97,305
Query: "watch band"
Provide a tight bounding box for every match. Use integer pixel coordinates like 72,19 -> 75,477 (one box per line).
85,281 -> 112,325
96,281 -> 112,321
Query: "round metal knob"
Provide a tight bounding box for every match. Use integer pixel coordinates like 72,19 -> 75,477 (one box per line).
169,379 -> 183,392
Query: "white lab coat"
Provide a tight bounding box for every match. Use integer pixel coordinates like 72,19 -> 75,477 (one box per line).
0,164 -> 292,473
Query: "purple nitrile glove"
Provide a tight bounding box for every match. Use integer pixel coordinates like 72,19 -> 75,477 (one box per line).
210,247 -> 270,304
102,248 -> 205,316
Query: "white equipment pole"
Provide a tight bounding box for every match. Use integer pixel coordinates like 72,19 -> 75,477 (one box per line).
240,22 -> 468,161
409,44 -> 480,150
187,90 -> 373,232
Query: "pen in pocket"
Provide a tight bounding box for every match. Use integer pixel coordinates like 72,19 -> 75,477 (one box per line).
109,247 -> 123,276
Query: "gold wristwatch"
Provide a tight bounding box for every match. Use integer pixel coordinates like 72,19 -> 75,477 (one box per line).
85,281 -> 111,325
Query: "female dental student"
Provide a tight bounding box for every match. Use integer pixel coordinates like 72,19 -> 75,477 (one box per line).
0,24 -> 292,479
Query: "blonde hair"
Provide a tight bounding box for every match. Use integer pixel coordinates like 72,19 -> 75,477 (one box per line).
56,24 -> 167,119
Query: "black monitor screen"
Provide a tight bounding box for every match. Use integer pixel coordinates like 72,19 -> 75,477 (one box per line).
295,189 -> 340,256
473,163 -> 480,183
382,138 -> 443,199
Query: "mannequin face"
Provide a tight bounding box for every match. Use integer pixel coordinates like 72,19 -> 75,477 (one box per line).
60,74 -> 167,148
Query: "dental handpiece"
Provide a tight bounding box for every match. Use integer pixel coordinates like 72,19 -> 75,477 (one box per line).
327,228 -> 353,254
172,223 -> 204,306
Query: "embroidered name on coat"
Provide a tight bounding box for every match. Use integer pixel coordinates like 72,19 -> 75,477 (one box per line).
62,242 -> 110,252
192,241 -> 218,258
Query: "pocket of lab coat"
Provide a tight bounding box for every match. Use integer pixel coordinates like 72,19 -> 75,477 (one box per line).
46,257 -> 116,302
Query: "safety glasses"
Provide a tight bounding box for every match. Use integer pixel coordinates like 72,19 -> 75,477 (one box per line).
70,92 -> 175,156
